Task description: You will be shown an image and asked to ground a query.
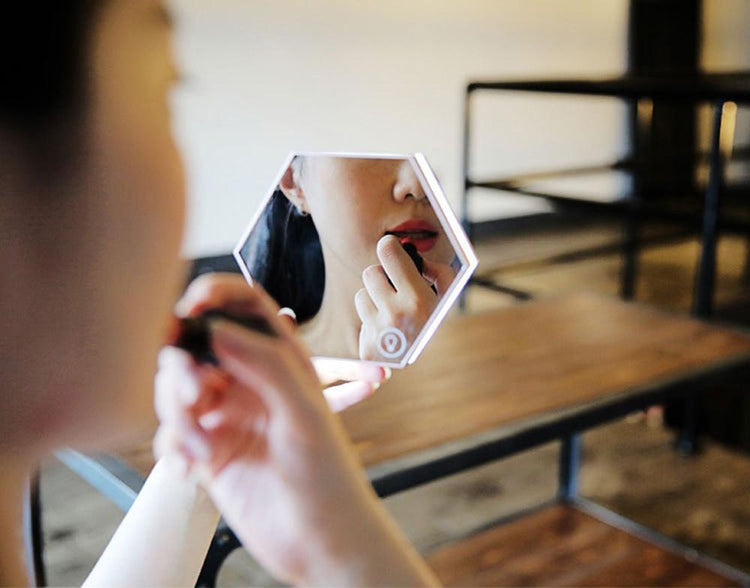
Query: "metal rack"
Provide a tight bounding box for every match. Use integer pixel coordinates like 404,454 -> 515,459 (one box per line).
461,72 -> 750,317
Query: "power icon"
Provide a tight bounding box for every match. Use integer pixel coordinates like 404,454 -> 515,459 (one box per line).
377,327 -> 407,359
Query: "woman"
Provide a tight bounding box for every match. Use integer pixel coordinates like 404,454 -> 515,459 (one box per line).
241,155 -> 458,361
1,2 -> 438,586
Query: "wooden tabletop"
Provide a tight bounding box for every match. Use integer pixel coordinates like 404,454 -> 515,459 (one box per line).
113,293 -> 750,481
426,503 -> 741,586
340,293 -> 750,468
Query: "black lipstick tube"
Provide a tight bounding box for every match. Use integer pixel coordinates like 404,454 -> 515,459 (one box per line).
167,309 -> 277,365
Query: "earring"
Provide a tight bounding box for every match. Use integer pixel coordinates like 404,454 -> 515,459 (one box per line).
296,205 -> 309,217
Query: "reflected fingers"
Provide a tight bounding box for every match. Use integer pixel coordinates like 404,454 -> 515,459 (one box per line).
361,264 -> 393,310
376,235 -> 428,295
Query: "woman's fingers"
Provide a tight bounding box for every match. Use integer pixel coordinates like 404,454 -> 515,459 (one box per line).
322,381 -> 376,413
376,235 -> 428,295
361,265 -> 393,311
421,259 -> 456,297
177,272 -> 285,338
354,288 -> 378,325
155,376 -> 268,475
154,347 -> 199,422
177,273 -> 267,317
312,357 -> 387,386
155,347 -> 230,421
277,307 -> 297,329
312,356 -> 387,411
176,273 -> 314,375
210,320 -> 323,417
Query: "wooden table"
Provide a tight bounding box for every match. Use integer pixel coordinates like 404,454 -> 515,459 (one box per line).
427,504 -> 740,587
343,293 -> 750,495
56,293 -> 750,585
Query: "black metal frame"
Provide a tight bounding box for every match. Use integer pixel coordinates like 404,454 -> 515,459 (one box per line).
195,523 -> 241,587
461,75 -> 750,318
23,472 -> 45,587
557,433 -> 581,501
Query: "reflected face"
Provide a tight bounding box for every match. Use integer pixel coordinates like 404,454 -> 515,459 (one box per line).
290,157 -> 455,274
236,154 -> 477,367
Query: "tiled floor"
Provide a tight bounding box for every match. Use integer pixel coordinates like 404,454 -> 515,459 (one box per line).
40,219 -> 750,586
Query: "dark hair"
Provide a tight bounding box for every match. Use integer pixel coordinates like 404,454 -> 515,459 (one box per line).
241,189 -> 325,322
1,3 -> 104,126
1,3 -> 105,179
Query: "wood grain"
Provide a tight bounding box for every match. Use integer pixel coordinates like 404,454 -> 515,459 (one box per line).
341,293 -> 750,467
426,504 -> 736,587
115,293 -> 750,478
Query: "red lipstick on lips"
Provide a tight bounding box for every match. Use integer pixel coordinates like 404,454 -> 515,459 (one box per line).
384,219 -> 439,253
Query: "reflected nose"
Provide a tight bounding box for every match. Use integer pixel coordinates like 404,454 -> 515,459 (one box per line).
393,162 -> 426,203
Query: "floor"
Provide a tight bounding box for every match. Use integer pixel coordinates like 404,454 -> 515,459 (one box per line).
40,218 -> 750,586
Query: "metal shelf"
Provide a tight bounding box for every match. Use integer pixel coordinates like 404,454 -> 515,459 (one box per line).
461,72 -> 750,316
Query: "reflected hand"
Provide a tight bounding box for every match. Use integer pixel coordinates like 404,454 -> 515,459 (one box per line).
355,235 -> 455,362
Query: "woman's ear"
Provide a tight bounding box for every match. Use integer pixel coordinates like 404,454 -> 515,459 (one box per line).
279,163 -> 309,215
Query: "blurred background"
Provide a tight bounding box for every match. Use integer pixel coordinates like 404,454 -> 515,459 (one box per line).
171,0 -> 749,258
41,1 -> 750,586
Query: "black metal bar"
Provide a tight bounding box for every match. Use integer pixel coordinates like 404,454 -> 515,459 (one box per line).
467,75 -> 750,104
459,86 -> 473,312
468,277 -> 532,300
477,226 -> 694,280
469,181 -> 750,234
558,434 -> 581,501
621,210 -> 639,300
195,523 -> 241,588
573,497 -> 750,586
369,354 -> 750,497
472,144 -> 750,190
621,95 -> 654,301
23,472 -> 46,587
482,160 -> 628,189
461,86 -> 473,242
673,392 -> 701,456
693,102 -> 726,318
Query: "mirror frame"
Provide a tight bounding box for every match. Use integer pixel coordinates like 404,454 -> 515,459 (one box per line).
233,151 -> 478,368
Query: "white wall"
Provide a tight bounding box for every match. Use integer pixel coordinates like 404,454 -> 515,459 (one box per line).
700,0 -> 750,182
171,0 -> 630,257
702,0 -> 750,71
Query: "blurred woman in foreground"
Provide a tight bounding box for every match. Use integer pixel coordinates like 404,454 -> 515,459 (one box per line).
0,2 -> 437,585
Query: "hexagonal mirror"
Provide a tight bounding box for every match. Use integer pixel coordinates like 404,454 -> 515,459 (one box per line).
234,152 -> 477,368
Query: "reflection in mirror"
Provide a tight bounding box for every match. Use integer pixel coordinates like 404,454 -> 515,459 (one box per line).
234,153 -> 477,367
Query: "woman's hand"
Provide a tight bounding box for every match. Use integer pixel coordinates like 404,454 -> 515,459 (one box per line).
154,273 -> 437,586
355,235 -> 456,362
312,357 -> 389,412
169,274 -> 386,413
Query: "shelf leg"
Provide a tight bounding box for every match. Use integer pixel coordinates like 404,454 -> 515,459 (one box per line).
693,101 -> 735,318
558,433 -> 581,502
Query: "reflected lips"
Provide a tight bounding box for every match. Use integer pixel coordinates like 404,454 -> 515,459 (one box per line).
385,220 -> 439,253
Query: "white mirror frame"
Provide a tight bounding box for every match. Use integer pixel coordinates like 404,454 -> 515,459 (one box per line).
233,151 -> 478,368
